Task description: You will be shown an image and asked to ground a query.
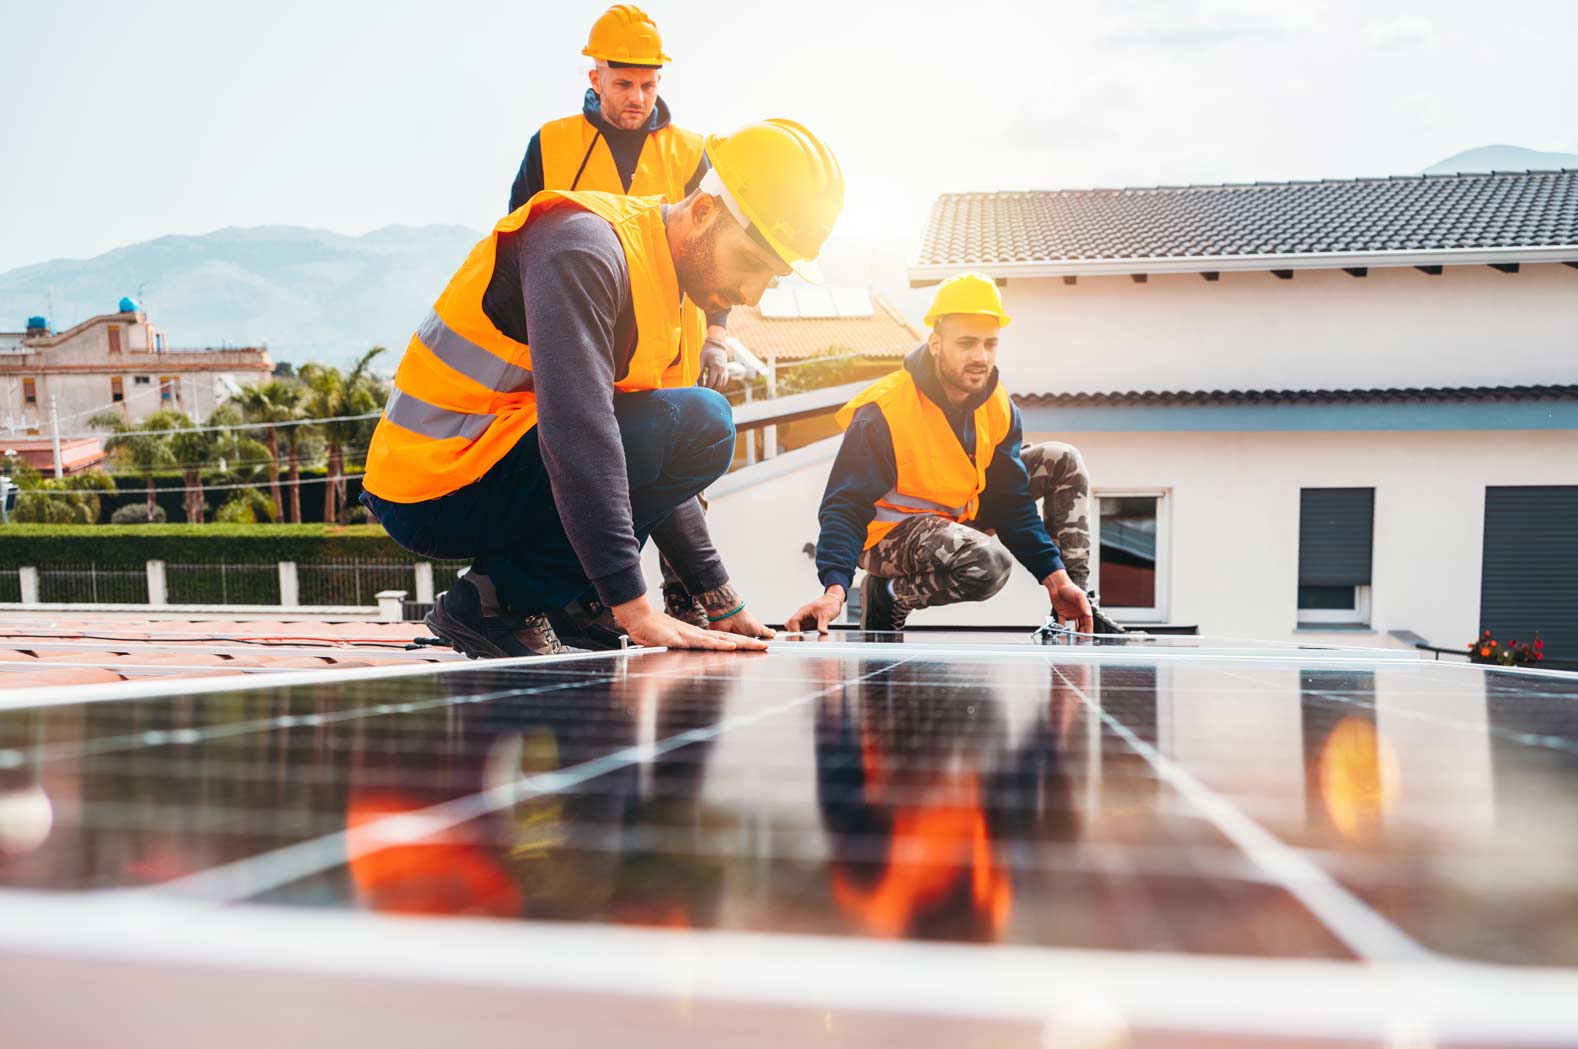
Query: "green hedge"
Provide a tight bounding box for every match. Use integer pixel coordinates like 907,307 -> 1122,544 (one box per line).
0,524 -> 419,567
101,468 -> 367,525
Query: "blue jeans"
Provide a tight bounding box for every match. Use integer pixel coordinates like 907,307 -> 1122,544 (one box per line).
361,387 -> 734,613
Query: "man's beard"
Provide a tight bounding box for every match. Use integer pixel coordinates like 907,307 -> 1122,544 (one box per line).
676,219 -> 725,310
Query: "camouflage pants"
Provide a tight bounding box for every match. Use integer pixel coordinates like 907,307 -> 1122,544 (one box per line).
857,515 -> 1014,611
1021,441 -> 1092,590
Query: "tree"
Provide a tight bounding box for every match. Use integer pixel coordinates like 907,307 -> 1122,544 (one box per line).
4,458 -> 116,524
301,347 -> 386,524
166,405 -> 272,523
89,408 -> 184,517
231,379 -> 304,522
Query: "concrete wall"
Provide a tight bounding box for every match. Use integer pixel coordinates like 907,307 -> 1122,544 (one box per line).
689,426 -> 1578,653
998,262 -> 1578,396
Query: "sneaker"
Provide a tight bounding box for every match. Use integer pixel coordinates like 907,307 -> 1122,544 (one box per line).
425,577 -> 580,659
859,573 -> 910,633
662,581 -> 708,629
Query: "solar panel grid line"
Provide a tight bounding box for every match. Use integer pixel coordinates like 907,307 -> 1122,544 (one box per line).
1050,663 -> 1431,963
148,658 -> 912,906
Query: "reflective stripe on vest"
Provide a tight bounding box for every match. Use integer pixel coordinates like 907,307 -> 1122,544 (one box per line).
834,368 -> 1013,550
417,311 -> 534,393
362,190 -> 697,503
384,387 -> 495,442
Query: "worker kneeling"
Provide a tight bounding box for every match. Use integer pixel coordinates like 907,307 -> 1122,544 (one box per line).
787,274 -> 1094,635
360,119 -> 845,657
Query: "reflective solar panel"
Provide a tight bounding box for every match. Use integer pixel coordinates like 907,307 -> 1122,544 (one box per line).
2,637 -> 1577,1046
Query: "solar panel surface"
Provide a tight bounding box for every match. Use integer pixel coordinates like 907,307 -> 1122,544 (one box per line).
2,635 -> 1577,1046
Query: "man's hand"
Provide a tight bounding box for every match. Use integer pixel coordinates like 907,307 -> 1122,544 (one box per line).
613,597 -> 769,652
698,327 -> 730,392
785,585 -> 846,635
709,605 -> 776,641
1043,569 -> 1093,635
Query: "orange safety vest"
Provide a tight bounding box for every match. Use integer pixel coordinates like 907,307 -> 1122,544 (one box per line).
539,112 -> 709,366
834,369 -> 1013,549
363,190 -> 699,503
538,113 -> 704,201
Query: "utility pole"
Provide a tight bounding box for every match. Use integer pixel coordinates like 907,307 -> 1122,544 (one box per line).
49,393 -> 63,479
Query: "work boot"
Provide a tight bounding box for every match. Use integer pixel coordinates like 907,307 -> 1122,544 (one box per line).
859,573 -> 911,633
425,576 -> 581,659
1087,590 -> 1129,636
662,581 -> 709,629
550,595 -> 631,651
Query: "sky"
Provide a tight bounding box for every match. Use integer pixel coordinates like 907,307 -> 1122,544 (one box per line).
1,0 -> 1576,275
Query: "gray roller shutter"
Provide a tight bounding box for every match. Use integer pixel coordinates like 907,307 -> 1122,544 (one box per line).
1298,488 -> 1374,586
1481,486 -> 1578,669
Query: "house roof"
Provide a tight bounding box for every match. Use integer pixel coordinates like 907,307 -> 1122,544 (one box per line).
727,290 -> 919,361
1013,384 -> 1578,408
0,613 -> 459,691
912,169 -> 1578,281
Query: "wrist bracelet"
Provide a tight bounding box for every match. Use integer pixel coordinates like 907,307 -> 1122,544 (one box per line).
706,601 -> 745,622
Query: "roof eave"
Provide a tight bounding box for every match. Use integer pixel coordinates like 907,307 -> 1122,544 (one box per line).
908,245 -> 1578,286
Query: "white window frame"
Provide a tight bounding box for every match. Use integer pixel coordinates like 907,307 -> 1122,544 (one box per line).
1091,488 -> 1170,623
1297,584 -> 1372,627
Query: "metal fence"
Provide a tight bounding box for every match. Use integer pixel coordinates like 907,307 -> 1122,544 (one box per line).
297,561 -> 417,607
0,569 -> 18,603
37,563 -> 149,604
166,563 -> 281,605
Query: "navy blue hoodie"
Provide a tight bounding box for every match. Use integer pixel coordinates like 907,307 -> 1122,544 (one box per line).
814,346 -> 1065,593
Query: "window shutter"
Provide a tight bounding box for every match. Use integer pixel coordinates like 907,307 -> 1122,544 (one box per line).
1298,488 -> 1374,586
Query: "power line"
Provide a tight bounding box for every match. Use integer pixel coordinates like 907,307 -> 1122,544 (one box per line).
19,473 -> 368,496
4,411 -> 383,442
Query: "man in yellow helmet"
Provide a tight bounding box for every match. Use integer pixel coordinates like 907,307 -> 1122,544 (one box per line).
786,274 -> 1095,636
362,119 -> 845,657
509,4 -> 741,627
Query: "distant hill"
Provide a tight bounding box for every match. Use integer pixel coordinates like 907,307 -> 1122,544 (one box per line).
1422,144 -> 1578,174
0,225 -> 484,367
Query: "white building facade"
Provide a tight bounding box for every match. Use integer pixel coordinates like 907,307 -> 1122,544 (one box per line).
697,170 -> 1578,666
0,304 -> 271,434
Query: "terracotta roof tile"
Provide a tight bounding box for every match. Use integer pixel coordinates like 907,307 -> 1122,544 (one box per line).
728,294 -> 919,361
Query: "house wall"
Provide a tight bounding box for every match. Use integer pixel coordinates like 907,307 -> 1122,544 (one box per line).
997,263 -> 1578,396
688,426 -> 1578,656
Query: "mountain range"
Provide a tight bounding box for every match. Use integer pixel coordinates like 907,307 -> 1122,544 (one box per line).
4,145 -> 1574,368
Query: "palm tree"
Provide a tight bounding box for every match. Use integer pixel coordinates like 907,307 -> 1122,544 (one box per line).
232,379 -> 304,523
89,408 -> 184,517
302,347 -> 386,524
166,405 -> 272,523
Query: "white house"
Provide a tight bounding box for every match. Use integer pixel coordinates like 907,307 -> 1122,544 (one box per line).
696,169 -> 1578,667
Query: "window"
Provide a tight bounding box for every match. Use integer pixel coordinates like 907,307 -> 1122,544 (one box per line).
1297,488 -> 1374,626
110,377 -> 125,403
22,378 -> 37,405
159,376 -> 181,403
1093,491 -> 1168,621
107,326 -> 122,353
133,375 -> 151,385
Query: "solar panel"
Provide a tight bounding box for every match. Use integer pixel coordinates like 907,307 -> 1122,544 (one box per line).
2,636 -> 1577,1046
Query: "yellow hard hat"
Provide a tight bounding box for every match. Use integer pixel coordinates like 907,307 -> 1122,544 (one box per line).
703,119 -> 845,284
923,272 -> 1012,329
582,4 -> 670,67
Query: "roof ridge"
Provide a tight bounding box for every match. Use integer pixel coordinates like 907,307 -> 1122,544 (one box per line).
935,168 -> 1578,199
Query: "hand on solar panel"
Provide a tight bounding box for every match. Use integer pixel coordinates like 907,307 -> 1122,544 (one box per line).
785,585 -> 846,635
613,597 -> 770,651
1044,569 -> 1094,635
705,605 -> 776,641
697,332 -> 730,391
